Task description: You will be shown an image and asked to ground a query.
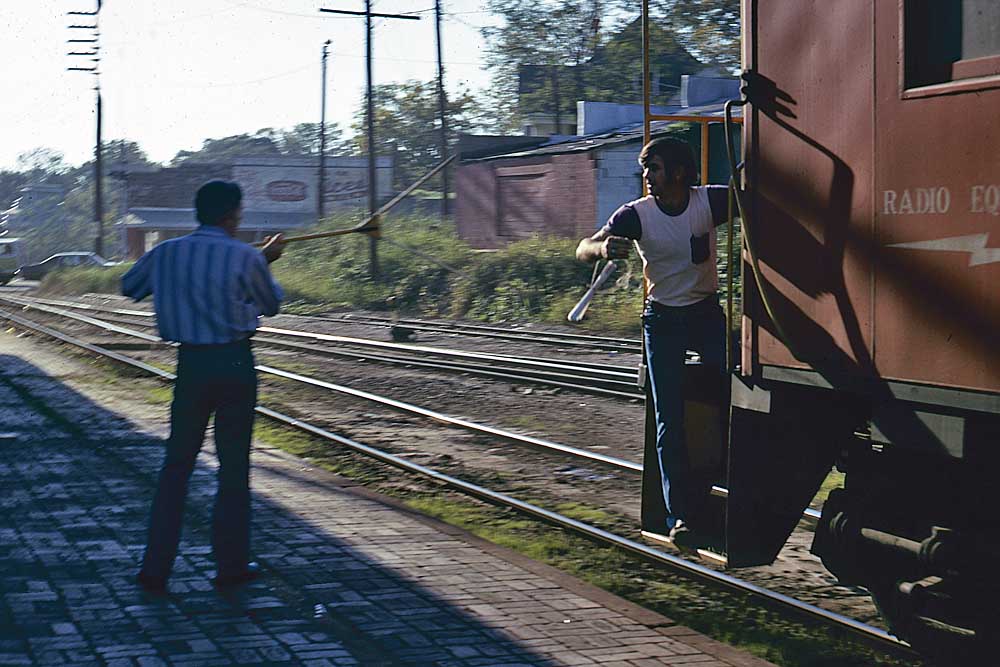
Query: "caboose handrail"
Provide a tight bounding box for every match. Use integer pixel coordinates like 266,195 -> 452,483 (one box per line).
724,96 -> 800,360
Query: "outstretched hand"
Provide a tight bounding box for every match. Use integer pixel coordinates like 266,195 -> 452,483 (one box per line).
261,233 -> 287,264
601,236 -> 631,260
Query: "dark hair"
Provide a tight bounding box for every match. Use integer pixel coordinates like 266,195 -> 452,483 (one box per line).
638,137 -> 699,186
195,180 -> 242,226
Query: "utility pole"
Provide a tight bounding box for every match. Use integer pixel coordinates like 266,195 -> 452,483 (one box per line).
67,0 -> 103,257
364,0 -> 377,277
95,89 -> 103,256
318,39 -> 331,223
435,0 -> 449,219
118,139 -> 127,257
319,5 -> 420,279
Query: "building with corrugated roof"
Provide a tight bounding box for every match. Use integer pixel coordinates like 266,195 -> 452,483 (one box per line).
455,76 -> 740,249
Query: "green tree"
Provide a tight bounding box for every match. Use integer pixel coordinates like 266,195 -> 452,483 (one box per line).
274,122 -> 353,157
481,0 -> 605,133
170,130 -> 282,165
101,139 -> 155,174
481,1 -> 739,133
3,142 -> 153,261
583,18 -> 702,106
644,0 -> 740,73
15,147 -> 72,178
169,124 -> 351,165
351,80 -> 480,188
0,171 -> 29,216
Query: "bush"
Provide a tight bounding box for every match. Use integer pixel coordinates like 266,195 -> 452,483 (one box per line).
38,263 -> 132,296
451,237 -> 593,320
272,214 -> 476,314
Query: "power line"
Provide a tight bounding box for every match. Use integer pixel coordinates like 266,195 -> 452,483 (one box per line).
154,61 -> 317,89
444,13 -> 488,30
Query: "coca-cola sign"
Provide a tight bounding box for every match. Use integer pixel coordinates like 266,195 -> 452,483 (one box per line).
266,180 -> 307,202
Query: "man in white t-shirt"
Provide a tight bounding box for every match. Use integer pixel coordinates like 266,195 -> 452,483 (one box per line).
576,137 -> 729,546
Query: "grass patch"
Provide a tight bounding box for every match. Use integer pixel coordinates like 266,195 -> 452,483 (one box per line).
552,501 -> 613,524
242,418 -> 920,667
37,264 -> 131,295
813,468 -> 846,508
504,414 -> 548,432
147,385 -> 173,405
388,488 -> 918,667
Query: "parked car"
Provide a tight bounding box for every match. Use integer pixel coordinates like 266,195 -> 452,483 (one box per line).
16,252 -> 117,280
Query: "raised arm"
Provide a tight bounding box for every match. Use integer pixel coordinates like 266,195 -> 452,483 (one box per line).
121,249 -> 155,301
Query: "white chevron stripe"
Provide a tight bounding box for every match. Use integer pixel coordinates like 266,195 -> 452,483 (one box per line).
888,233 -> 1000,266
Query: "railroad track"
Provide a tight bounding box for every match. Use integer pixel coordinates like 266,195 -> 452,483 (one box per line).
0,297 -> 911,660
1,294 -> 818,522
331,312 -> 643,353
6,295 -> 645,399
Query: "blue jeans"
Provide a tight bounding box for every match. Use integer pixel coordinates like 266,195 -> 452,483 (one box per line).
140,339 -> 257,580
642,296 -> 725,531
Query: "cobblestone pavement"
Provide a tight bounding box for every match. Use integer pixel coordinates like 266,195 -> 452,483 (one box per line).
0,335 -> 775,667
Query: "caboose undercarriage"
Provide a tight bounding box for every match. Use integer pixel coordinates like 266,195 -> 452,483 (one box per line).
729,370 -> 1000,662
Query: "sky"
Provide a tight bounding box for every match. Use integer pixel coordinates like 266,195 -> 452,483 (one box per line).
0,0 -> 498,170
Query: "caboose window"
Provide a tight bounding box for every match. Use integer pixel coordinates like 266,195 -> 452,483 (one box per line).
905,0 -> 1000,88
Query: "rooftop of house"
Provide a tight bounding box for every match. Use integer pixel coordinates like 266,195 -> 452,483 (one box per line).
463,75 -> 742,163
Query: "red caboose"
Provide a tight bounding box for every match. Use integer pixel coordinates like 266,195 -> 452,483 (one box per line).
721,0 -> 1000,658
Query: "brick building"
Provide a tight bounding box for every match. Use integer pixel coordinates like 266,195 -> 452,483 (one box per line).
455,86 -> 740,249
118,156 -> 392,259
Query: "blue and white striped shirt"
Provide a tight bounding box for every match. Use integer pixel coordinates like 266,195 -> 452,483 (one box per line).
121,225 -> 284,344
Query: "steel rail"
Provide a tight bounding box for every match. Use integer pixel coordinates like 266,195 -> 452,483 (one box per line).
3,295 -> 639,381
0,297 -> 641,472
2,296 -> 642,397
20,295 -> 154,318
342,313 -> 642,346
335,314 -> 642,352
13,296 -> 645,374
261,364 -> 643,472
259,325 -> 638,380
0,306 -> 911,658
252,336 -> 643,399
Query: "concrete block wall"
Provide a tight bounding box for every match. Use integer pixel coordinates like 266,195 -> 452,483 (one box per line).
595,144 -> 644,229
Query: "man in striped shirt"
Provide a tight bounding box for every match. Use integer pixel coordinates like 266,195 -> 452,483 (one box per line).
123,180 -> 285,594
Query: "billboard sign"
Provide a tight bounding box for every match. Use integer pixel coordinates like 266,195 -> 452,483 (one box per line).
232,157 -> 393,213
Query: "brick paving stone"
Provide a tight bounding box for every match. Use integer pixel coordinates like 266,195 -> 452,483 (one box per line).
0,335 -> 780,667
136,657 -> 169,667
260,645 -> 294,662
549,650 -> 598,665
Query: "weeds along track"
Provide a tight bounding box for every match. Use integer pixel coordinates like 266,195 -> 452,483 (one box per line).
0,292 -> 908,658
